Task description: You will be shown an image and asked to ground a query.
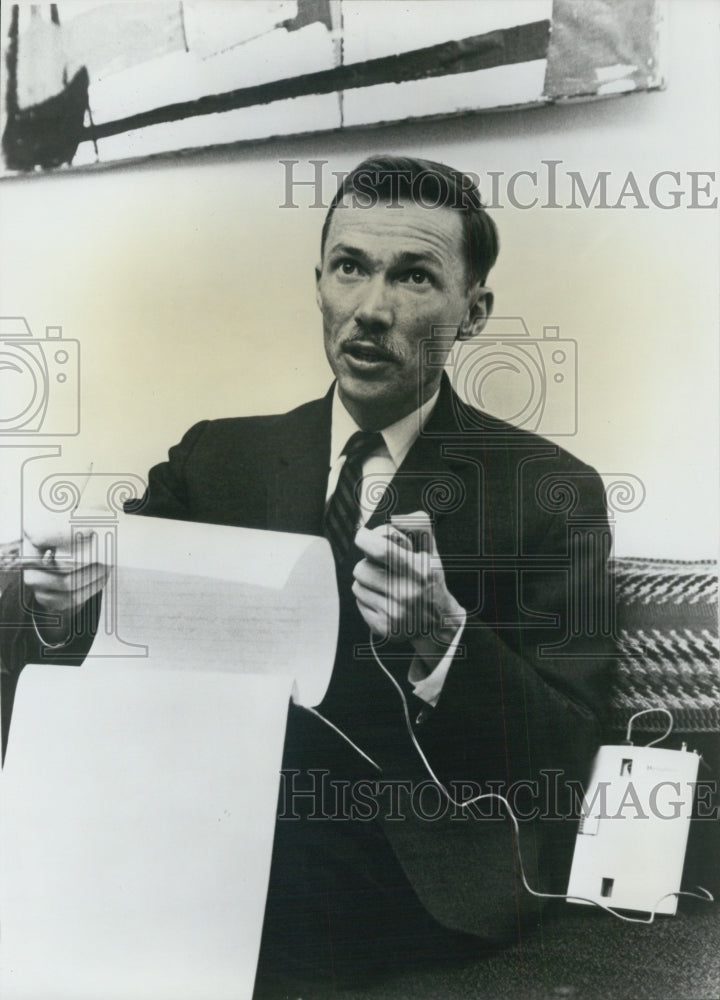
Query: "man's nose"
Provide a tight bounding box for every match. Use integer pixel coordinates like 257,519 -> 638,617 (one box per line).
353,276 -> 393,330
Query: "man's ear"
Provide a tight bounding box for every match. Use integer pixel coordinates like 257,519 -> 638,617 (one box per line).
457,285 -> 493,341
315,263 -> 323,311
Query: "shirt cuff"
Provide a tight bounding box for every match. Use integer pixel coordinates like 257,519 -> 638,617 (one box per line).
408,612 -> 467,708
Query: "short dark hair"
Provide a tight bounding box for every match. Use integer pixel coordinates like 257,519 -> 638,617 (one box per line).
320,155 -> 499,286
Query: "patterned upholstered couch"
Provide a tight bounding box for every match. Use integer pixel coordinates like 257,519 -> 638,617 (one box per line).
608,557 -> 719,735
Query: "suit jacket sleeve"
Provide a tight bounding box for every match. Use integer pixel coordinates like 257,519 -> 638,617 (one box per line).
0,422 -> 213,760
124,420 -> 212,521
417,454 -> 616,856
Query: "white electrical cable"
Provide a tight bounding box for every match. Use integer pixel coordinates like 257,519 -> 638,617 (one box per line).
366,633 -> 713,925
302,704 -> 382,773
625,707 -> 675,748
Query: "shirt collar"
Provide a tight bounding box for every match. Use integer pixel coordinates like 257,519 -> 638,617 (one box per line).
330,385 -> 441,470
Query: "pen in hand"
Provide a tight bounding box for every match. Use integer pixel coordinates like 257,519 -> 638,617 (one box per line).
0,543 -> 76,572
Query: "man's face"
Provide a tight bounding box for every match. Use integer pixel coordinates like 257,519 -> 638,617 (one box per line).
316,199 -> 489,430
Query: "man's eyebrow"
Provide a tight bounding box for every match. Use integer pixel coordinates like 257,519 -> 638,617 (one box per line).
326,243 -> 372,263
392,250 -> 443,269
326,245 -> 443,268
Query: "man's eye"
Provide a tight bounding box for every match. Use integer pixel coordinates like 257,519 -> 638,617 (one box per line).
401,269 -> 431,285
338,260 -> 360,275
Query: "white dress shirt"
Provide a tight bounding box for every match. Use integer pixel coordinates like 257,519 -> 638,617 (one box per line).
327,388 -> 466,708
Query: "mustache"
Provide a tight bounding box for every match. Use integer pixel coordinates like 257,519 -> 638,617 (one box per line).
342,336 -> 404,363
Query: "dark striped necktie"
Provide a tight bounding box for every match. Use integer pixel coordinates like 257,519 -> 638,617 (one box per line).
324,430 -> 384,565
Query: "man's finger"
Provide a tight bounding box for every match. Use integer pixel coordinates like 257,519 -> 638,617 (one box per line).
355,524 -> 414,565
353,591 -> 387,635
23,526 -> 104,561
390,511 -> 437,556
352,558 -> 390,596
31,574 -> 106,613
25,563 -> 106,590
25,564 -> 108,611
352,577 -> 385,609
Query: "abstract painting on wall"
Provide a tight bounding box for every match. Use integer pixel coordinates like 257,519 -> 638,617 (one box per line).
0,0 -> 666,174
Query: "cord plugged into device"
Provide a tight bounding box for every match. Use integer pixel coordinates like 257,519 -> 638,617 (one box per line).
566,708 -> 708,916
625,706 -> 675,747
362,636 -> 713,925
303,520 -> 714,922
300,515 -> 714,927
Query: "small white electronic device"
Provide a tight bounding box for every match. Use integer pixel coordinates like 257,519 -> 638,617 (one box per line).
567,740 -> 699,915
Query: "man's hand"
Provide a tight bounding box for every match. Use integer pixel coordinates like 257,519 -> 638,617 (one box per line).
21,517 -> 109,644
352,510 -> 465,669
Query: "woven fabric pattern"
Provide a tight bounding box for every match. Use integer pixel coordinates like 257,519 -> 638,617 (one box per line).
613,558 -> 718,606
609,558 -> 719,732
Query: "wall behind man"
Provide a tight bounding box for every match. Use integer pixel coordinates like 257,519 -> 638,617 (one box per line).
0,2 -> 717,558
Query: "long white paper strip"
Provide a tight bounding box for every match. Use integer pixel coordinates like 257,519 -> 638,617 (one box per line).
1,519 -> 339,999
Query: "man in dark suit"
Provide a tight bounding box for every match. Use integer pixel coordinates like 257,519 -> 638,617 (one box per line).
2,156 -> 615,993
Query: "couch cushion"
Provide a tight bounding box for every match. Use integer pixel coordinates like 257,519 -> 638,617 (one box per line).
609,558 -> 719,733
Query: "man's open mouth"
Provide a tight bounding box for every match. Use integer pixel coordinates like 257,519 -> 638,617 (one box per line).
343,342 -> 396,364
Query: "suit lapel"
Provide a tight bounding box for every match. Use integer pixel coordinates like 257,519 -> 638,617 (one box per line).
264,377 -> 487,552
266,390 -> 333,536
365,376 -> 482,559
